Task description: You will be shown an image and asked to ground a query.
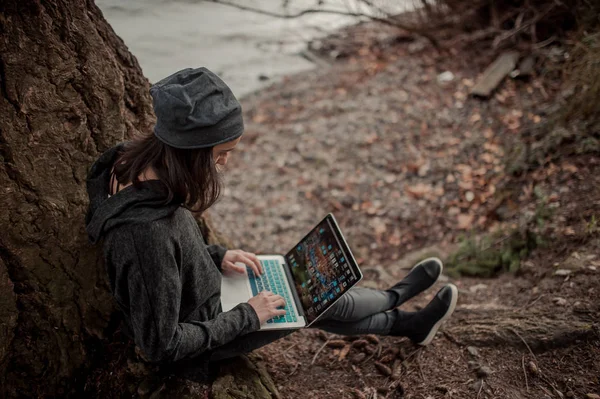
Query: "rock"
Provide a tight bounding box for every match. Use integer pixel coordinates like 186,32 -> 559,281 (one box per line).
553,297 -> 568,306
586,394 -> 600,399
477,365 -> 493,378
554,269 -> 572,276
527,361 -> 539,375
469,284 -> 488,293
437,71 -> 455,84
467,346 -> 479,357
258,74 -> 270,81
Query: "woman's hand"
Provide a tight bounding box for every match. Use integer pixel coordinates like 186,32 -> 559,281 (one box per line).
247,291 -> 286,324
222,249 -> 263,276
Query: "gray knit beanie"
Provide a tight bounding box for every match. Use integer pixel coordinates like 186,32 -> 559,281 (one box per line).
150,67 -> 244,149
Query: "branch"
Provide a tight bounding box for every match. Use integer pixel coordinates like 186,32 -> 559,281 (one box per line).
201,0 -> 439,49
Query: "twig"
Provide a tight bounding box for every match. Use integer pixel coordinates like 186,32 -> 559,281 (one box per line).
287,362 -> 300,376
311,340 -> 329,365
492,3 -> 557,49
477,380 -> 484,399
201,0 -> 440,48
509,327 -> 537,362
417,350 -> 425,381
519,294 -> 545,310
284,343 -> 298,355
522,355 -> 529,392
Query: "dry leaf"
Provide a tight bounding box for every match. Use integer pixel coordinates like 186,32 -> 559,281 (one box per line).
338,345 -> 351,361
405,183 -> 432,198
457,213 -> 474,229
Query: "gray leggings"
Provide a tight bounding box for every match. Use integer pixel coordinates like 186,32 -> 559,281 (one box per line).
210,287 -> 398,361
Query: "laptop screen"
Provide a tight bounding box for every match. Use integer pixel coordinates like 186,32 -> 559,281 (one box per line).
285,214 -> 361,324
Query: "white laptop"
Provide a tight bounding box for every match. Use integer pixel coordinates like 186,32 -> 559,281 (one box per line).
221,214 -> 363,330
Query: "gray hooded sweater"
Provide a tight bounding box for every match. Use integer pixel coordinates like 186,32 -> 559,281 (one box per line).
85,144 -> 260,364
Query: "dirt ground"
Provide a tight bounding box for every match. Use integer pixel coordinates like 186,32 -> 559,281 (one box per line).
85,21 -> 599,399
205,22 -> 600,399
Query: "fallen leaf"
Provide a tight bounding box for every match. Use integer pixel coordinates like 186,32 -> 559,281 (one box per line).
405,183 -> 432,198
338,344 -> 351,361
457,213 -> 474,229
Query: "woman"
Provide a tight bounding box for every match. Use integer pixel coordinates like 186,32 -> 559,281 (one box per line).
85,67 -> 457,375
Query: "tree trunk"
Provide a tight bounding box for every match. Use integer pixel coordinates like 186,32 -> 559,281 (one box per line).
0,2 -> 281,397
0,0 -> 153,396
446,306 -> 599,352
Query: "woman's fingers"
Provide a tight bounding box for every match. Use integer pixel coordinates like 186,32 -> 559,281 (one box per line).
237,254 -> 262,276
272,308 -> 286,316
245,252 -> 263,274
224,261 -> 245,274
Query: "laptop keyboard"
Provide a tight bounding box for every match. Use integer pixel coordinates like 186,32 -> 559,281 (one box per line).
247,259 -> 298,324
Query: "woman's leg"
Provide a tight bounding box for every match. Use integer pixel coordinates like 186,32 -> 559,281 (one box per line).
313,284 -> 458,345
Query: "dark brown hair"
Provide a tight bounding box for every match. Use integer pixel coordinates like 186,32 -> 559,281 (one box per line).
113,133 -> 221,213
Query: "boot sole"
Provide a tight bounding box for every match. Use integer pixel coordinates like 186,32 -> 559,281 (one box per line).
417,283 -> 458,346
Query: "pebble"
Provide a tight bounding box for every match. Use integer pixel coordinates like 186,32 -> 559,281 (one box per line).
553,297 -> 568,306
477,365 -> 493,378
586,394 -> 600,399
527,361 -> 539,375
469,284 -> 488,293
437,71 -> 455,84
467,346 -> 479,357
554,269 -> 572,276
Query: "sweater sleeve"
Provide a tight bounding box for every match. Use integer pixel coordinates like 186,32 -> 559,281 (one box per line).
206,244 -> 227,271
125,230 -> 260,363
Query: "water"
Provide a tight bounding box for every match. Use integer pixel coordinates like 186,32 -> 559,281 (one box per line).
96,0 -> 412,98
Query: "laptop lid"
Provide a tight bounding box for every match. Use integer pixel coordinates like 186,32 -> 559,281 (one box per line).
284,213 -> 362,326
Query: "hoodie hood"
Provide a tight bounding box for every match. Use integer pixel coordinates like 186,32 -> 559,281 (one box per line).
85,143 -> 181,244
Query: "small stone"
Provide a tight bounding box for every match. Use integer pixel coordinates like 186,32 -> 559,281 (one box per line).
477,365 -> 493,378
258,74 -> 270,81
437,71 -> 455,84
586,394 -> 600,399
465,191 -> 475,202
467,346 -> 479,357
469,284 -> 488,293
554,269 -> 572,276
553,297 -> 568,306
468,360 -> 480,369
527,361 -> 539,375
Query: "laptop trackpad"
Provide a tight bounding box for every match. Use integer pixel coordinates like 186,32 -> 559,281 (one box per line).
221,271 -> 252,312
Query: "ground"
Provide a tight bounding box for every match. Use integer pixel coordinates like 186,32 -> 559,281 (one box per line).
86,20 -> 600,399
206,22 -> 600,399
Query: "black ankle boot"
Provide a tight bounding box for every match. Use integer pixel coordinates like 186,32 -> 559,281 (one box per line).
390,284 -> 458,345
387,257 -> 443,307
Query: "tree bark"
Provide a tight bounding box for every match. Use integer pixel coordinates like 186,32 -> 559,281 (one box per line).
446,306 -> 599,352
0,2 -> 281,397
0,0 -> 153,396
